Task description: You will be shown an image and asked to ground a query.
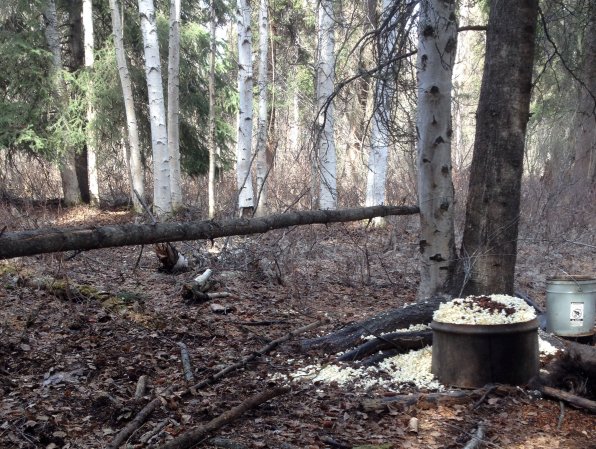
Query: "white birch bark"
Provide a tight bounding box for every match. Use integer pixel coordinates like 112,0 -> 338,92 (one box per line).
255,0 -> 269,216
208,0 -> 217,218
82,0 -> 100,206
365,0 -> 395,215
236,0 -> 255,215
43,0 -> 81,206
316,0 -> 337,210
167,0 -> 183,209
416,0 -> 457,297
109,0 -> 144,212
138,0 -> 171,215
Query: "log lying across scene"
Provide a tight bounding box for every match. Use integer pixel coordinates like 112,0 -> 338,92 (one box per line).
0,205 -> 419,259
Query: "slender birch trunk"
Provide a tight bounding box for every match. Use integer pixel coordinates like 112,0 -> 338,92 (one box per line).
138,0 -> 171,216
255,0 -> 269,216
109,0 -> 144,212
236,0 -> 255,216
208,0 -> 217,218
82,0 -> 99,206
316,0 -> 337,210
415,0 -> 457,298
167,0 -> 183,209
43,0 -> 81,207
365,0 -> 393,216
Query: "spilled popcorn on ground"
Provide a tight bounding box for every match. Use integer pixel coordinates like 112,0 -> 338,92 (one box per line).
272,335 -> 558,391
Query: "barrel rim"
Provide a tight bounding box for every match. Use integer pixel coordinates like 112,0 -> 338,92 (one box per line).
547,275 -> 596,282
430,318 -> 539,335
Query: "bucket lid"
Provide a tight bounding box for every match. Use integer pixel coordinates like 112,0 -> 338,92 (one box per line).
546,275 -> 595,282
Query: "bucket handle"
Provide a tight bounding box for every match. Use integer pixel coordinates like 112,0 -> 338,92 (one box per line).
559,269 -> 584,293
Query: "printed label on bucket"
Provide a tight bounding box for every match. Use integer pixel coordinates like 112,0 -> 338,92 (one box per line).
569,302 -> 584,327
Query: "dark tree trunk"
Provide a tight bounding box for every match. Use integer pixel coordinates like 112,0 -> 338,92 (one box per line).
0,205 -> 419,259
68,0 -> 91,203
453,0 -> 539,296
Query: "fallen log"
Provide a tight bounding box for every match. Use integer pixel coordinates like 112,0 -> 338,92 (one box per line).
0,205 -> 419,259
540,386 -> 596,413
156,386 -> 290,449
337,330 -> 432,362
301,295 -> 447,353
361,389 -> 488,412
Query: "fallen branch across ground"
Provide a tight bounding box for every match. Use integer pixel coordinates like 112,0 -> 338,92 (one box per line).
361,388 -> 494,412
462,421 -> 486,449
540,386 -> 596,413
107,319 -> 326,449
337,330 -> 432,362
157,386 -> 290,449
191,319 -> 328,390
0,205 -> 419,259
301,295 -> 447,353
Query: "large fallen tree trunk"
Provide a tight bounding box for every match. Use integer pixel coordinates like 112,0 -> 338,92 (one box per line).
301,295 -> 447,353
0,205 -> 419,259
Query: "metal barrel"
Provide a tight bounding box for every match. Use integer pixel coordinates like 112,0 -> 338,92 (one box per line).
546,275 -> 596,337
431,319 -> 539,388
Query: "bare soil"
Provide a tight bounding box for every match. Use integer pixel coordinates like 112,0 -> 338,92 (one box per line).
1,205 -> 594,449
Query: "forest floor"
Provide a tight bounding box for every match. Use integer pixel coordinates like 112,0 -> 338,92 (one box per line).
0,205 -> 595,449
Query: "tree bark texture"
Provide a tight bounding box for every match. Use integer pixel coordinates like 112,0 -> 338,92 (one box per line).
255,0 -> 270,217
317,0 -> 337,210
43,0 -> 82,207
236,0 -> 255,214
208,0 -> 217,218
0,205 -> 419,259
139,0 -> 171,216
82,0 -> 100,206
109,0 -> 144,212
457,0 -> 538,296
415,0 -> 457,298
167,0 -> 183,209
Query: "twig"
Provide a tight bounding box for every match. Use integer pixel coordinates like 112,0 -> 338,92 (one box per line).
208,437 -> 249,449
135,375 -> 148,399
107,385 -> 175,449
191,319 -> 328,391
139,418 -> 170,444
557,401 -> 565,430
472,385 -> 497,410
231,320 -> 288,326
178,342 -> 195,383
319,435 -> 352,449
463,422 -> 486,449
156,386 -> 290,449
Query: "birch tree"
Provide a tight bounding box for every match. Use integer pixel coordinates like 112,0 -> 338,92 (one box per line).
167,0 -> 183,209
415,0 -> 457,298
236,0 -> 255,216
316,0 -> 337,210
255,0 -> 270,216
138,0 -> 171,215
365,0 -> 396,215
208,0 -> 217,218
82,0 -> 99,206
109,0 -> 144,212
43,0 -> 81,206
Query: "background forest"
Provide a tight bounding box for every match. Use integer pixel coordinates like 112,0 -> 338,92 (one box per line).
0,0 -> 592,231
